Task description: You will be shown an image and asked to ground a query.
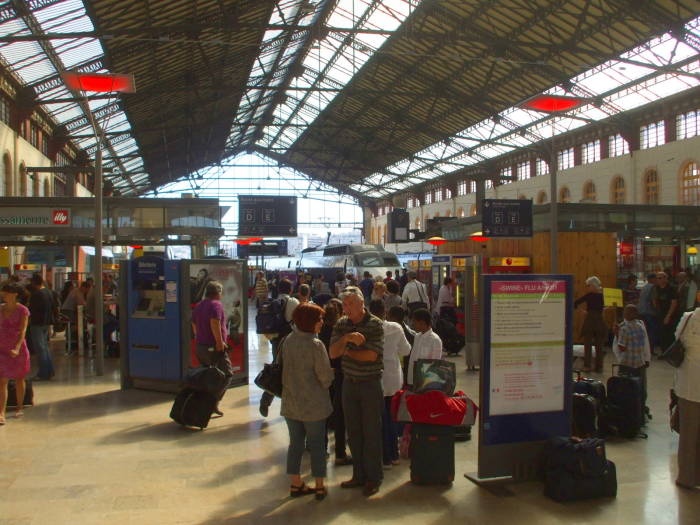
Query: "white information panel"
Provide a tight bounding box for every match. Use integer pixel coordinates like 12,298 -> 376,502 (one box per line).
489,280 -> 567,416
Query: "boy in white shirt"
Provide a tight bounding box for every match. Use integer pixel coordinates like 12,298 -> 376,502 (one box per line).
407,308 -> 443,387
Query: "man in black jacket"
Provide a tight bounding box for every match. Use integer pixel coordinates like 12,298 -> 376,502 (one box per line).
28,274 -> 56,380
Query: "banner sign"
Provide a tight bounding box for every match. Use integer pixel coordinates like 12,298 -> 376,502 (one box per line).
0,207 -> 71,227
482,274 -> 573,446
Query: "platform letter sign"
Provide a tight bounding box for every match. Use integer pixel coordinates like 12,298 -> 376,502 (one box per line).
238,196 -> 297,237
482,199 -> 533,237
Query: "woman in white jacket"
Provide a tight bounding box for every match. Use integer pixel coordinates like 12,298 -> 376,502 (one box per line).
674,306 -> 700,489
368,299 -> 410,468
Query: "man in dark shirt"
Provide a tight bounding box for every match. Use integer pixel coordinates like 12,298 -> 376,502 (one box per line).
358,272 -> 375,305
28,274 -> 56,380
330,286 -> 384,496
652,271 -> 679,351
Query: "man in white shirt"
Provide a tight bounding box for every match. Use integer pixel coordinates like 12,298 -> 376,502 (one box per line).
436,277 -> 456,317
407,308 -> 443,386
401,271 -> 429,315
368,300 -> 410,468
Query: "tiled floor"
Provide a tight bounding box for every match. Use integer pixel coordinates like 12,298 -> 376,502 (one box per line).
1,326 -> 698,525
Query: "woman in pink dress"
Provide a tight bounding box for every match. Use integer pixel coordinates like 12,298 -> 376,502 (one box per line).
0,281 -> 31,424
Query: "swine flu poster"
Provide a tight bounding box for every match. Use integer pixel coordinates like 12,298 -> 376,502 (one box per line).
489,280 -> 567,416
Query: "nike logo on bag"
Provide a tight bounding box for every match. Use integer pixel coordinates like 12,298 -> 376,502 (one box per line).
429,413 -> 444,418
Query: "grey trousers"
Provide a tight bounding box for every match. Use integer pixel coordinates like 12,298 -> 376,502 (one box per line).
677,397 -> 700,487
342,377 -> 384,484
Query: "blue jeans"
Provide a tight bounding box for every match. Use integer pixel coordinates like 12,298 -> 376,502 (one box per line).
30,325 -> 53,379
285,418 -> 327,478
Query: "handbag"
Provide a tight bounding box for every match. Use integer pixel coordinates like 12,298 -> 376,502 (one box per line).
660,312 -> 693,368
253,336 -> 287,397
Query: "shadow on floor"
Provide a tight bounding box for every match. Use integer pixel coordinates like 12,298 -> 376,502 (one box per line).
28,388 -> 170,423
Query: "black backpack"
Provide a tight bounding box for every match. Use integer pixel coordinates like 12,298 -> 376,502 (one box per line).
255,297 -> 291,336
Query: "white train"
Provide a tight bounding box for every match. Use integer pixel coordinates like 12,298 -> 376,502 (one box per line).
264,244 -> 401,281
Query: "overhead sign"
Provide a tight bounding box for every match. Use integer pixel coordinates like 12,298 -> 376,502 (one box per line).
482,199 -> 532,238
237,240 -> 288,258
0,208 -> 71,227
238,196 -> 297,237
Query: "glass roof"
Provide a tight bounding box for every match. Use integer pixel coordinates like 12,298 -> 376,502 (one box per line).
351,18 -> 700,197
228,0 -> 422,152
0,0 -> 143,194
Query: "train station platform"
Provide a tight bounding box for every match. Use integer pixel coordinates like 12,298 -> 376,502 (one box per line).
0,318 -> 698,525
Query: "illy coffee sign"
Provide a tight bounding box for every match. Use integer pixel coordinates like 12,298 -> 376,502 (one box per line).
0,207 -> 71,227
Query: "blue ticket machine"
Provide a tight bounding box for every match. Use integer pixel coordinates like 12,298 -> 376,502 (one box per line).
121,256 -> 186,391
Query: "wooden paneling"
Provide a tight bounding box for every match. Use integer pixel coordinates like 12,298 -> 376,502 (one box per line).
440,231 -> 617,298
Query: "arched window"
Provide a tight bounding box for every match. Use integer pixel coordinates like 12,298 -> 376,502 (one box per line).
19,163 -> 27,196
469,204 -> 477,216
611,176 -> 625,204
33,174 -> 41,197
559,186 -> 571,203
583,181 -> 597,202
424,215 -> 430,225
382,224 -> 387,244
445,209 -> 451,217
644,169 -> 658,204
415,217 -> 421,230
681,161 -> 700,205
457,207 -> 464,218
3,153 -> 11,196
44,178 -> 51,197
537,191 -> 548,204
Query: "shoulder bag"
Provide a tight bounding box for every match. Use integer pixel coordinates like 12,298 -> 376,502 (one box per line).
660,312 -> 693,368
253,335 -> 288,397
407,281 -> 429,313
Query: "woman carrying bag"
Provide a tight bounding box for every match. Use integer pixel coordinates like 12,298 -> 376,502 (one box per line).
280,303 -> 335,500
673,306 -> 700,489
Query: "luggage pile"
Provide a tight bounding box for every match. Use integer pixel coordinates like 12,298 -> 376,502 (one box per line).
571,367 -> 649,440
544,436 -> 617,502
391,359 -> 478,485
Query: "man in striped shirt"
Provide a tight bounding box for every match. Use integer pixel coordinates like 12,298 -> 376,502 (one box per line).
330,286 -> 384,496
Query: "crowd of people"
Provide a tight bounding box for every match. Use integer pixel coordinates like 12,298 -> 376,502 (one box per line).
0,272 -> 119,425
574,269 -> 700,490
253,269 -> 448,498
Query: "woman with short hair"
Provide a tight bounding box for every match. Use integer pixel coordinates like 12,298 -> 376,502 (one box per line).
281,302 -> 335,500
574,276 -> 607,373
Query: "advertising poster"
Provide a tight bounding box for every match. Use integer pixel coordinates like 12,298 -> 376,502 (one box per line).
489,280 -> 567,416
189,262 -> 245,374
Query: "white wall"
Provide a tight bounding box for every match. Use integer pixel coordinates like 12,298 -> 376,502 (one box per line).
370,135 -> 700,242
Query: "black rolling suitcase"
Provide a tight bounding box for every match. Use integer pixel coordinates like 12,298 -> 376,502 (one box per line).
573,372 -> 605,403
410,423 -> 455,485
599,365 -> 646,439
572,393 -> 598,438
6,379 -> 34,408
184,366 -> 229,397
170,388 -> 217,429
